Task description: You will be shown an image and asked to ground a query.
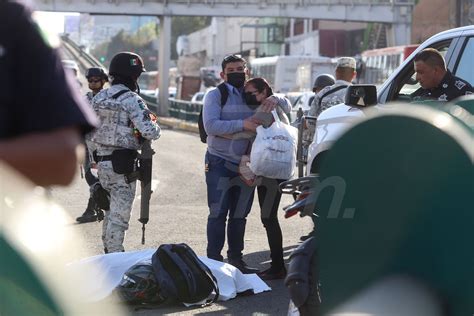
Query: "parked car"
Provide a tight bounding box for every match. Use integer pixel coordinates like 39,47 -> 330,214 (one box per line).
190,91 -> 205,104
306,25 -> 474,175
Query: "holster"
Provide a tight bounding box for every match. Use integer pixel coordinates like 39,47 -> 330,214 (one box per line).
111,149 -> 138,175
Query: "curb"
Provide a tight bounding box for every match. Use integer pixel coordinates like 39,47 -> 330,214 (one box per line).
157,117 -> 199,134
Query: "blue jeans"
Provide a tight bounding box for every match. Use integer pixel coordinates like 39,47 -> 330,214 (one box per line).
205,152 -> 255,261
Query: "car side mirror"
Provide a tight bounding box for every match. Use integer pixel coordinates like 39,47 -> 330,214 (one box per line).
345,85 -> 377,107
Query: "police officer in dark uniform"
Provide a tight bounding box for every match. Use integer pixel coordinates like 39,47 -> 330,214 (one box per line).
411,48 -> 474,102
0,0 -> 97,186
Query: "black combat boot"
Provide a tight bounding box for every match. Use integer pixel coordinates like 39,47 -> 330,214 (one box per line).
96,208 -> 104,222
76,198 -> 98,223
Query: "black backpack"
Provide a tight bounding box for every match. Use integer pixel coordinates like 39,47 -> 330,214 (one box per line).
151,243 -> 219,306
198,83 -> 228,143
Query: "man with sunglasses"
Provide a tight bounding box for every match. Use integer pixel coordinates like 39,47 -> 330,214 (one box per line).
76,67 -> 110,224
203,54 -> 289,274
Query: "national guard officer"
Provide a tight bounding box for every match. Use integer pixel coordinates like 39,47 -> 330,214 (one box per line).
312,74 -> 335,94
90,52 -> 161,253
308,57 -> 357,118
77,67 -> 109,224
411,48 -> 474,102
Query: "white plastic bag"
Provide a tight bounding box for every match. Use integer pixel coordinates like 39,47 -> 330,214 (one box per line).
249,110 -> 298,179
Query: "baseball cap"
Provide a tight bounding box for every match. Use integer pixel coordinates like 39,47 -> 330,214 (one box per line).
336,57 -> 356,69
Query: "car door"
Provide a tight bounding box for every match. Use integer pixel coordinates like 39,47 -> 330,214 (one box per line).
450,35 -> 474,87
380,38 -> 460,103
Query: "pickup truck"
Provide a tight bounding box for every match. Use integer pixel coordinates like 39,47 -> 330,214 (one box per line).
306,25 -> 474,175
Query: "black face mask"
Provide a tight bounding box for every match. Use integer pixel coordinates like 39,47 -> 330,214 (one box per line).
226,72 -> 246,89
243,92 -> 260,109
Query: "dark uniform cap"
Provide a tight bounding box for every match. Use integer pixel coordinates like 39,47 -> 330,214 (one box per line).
313,74 -> 335,90
109,52 -> 146,78
85,67 -> 109,81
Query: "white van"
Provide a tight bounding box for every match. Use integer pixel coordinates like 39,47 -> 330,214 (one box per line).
250,55 -> 336,93
306,26 -> 474,175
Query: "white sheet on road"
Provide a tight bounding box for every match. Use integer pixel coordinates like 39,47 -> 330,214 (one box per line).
67,249 -> 271,302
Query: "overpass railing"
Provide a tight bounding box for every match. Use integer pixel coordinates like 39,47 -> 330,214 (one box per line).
60,35 -> 104,73
168,99 -> 201,122
139,94 -> 202,123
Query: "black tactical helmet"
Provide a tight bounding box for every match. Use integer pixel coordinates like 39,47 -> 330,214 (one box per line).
109,52 -> 146,79
116,263 -> 165,305
85,67 -> 109,81
313,74 -> 335,90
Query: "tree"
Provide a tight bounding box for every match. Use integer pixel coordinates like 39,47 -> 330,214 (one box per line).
92,22 -> 159,71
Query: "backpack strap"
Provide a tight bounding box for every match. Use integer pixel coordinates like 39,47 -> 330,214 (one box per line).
318,85 -> 348,108
111,89 -> 130,100
216,82 -> 229,107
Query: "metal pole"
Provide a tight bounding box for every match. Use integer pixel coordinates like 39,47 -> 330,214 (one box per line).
158,15 -> 171,117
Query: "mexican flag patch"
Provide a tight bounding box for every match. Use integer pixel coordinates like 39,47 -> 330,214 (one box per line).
130,59 -> 139,66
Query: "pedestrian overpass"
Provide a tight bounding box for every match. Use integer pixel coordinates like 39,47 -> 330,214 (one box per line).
36,0 -> 415,115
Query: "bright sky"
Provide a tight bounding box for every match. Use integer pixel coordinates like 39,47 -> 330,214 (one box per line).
33,11 -> 79,34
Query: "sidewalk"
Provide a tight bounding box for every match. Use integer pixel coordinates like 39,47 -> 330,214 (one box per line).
157,117 -> 199,134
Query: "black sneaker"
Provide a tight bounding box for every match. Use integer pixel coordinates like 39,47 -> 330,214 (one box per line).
76,208 -> 98,223
228,259 -> 259,274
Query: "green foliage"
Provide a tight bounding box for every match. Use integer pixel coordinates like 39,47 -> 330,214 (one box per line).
91,22 -> 159,71
91,17 -> 211,69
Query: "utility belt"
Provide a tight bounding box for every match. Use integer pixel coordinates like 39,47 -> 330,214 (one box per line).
94,149 -> 138,176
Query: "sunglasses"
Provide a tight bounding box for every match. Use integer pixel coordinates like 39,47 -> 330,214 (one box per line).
88,79 -> 102,83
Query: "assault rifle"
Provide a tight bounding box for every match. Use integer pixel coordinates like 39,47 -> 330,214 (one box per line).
138,140 -> 155,244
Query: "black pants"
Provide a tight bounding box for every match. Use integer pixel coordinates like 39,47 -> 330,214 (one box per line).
84,148 -> 100,211
257,177 -> 285,269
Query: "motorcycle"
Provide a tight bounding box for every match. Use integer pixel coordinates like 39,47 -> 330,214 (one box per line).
279,176 -> 320,316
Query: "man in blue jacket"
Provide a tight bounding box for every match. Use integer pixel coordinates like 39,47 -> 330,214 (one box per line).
202,55 -> 289,273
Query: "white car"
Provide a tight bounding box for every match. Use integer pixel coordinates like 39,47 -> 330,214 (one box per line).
191,91 -> 205,104
306,25 -> 474,175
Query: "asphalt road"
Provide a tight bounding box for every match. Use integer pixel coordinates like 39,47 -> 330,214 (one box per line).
50,126 -> 313,315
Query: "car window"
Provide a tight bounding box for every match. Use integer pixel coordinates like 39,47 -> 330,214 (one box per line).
292,95 -> 302,108
453,37 -> 474,86
395,44 -> 451,100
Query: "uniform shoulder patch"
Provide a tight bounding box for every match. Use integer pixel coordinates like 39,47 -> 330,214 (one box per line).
455,80 -> 466,90
137,98 -> 146,110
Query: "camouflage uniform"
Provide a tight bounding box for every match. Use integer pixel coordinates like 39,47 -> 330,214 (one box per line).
308,80 -> 352,118
90,84 -> 161,253
85,91 -> 94,104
